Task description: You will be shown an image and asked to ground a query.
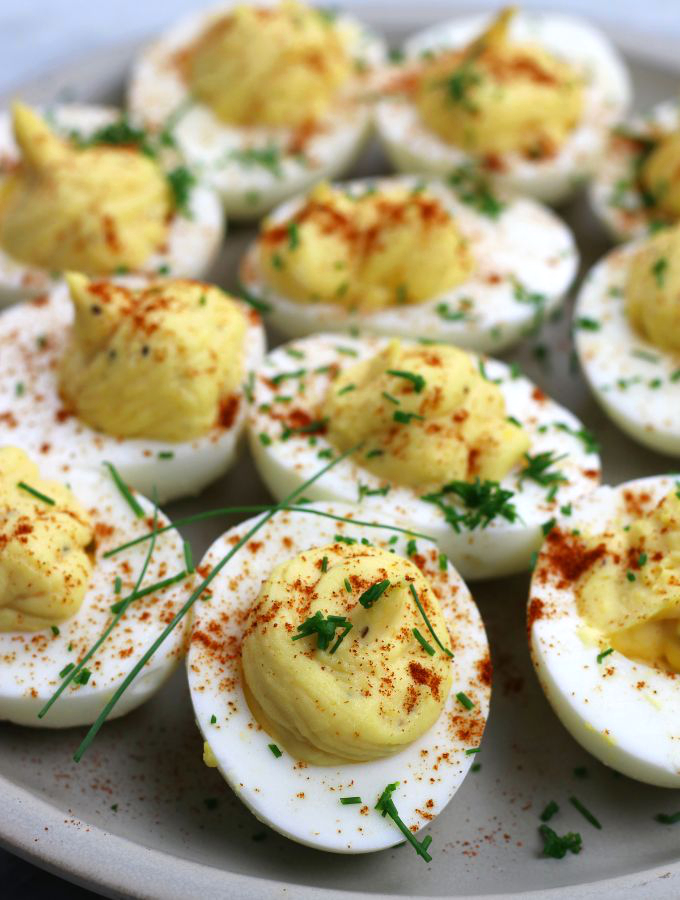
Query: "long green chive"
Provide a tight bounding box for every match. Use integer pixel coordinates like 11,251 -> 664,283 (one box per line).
269,743 -> 283,758
358,579 -> 390,608
104,462 -> 144,518
183,540 -> 194,574
70,445 -> 363,760
38,499 -> 163,721
102,506 -> 437,559
408,583 -> 453,657
569,796 -> 602,829
17,481 -> 55,505
456,691 -> 474,710
341,796 -> 363,805
375,783 -> 433,862
413,628 -> 435,656
386,370 -> 426,393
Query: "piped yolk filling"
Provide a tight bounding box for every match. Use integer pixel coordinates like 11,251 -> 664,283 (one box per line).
625,223 -> 680,354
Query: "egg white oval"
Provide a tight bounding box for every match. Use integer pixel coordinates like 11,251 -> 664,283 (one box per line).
529,475 -> 680,788
589,98 -> 680,242
0,104 -> 225,308
239,175 -> 578,352
246,333 -> 601,580
188,502 -> 491,854
0,281 -> 266,503
574,243 -> 680,457
375,10 -> 632,205
0,462 -> 193,728
127,1 -> 387,220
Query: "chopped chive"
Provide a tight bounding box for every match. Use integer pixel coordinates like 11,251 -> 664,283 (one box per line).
338,383 -> 356,396
375,782 -> 433,862
626,571 -> 636,582
358,579 -> 390,608
183,540 -> 194,574
386,370 -> 426,393
408,583 -> 453,657
539,824 -> 582,859
259,433 -> 272,446
321,556 -> 328,572
158,450 -> 174,460
210,714 -> 217,724
382,391 -> 400,405
104,462 -> 144,518
335,346 -> 358,357
366,449 -> 384,459
655,812 -> 680,825
471,763 -> 481,772
574,317 -> 601,331
393,411 -> 424,424
413,628 -> 436,656
540,800 -> 559,822
17,481 -> 55,505
50,625 -> 60,636
268,743 -> 283,758
638,552 -> 648,566
569,796 -> 602,829
465,747 -> 480,756
344,577 -> 352,593
74,668 -> 91,685
456,691 -> 474,710
114,576 -> 122,594
542,518 -> 556,536
340,796 -> 363,805
59,663 -> 75,678
270,368 -> 306,386
596,647 -> 613,663
285,347 -> 305,359
438,553 -> 447,571
406,538 -> 418,557
15,382 -> 25,396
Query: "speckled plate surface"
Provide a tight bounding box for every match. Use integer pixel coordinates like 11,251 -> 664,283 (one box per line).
2,7 -> 680,899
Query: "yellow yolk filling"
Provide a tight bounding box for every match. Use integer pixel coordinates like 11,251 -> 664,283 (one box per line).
626,224 -> 680,353
0,447 -> 93,633
58,273 -> 247,442
258,181 -> 473,311
640,131 -> 680,218
326,341 -> 529,488
185,0 -> 351,128
241,543 -> 453,765
577,490 -> 680,673
0,103 -> 172,275
416,7 -> 584,157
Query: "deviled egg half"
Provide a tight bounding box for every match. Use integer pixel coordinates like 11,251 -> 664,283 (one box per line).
529,475 -> 680,788
0,103 -> 223,306
128,0 -> 386,219
375,7 -> 631,205
574,224 -> 680,456
0,273 -> 266,502
247,335 -> 601,579
189,502 -> 491,855
0,447 -> 193,728
239,175 -> 578,351
590,98 -> 680,241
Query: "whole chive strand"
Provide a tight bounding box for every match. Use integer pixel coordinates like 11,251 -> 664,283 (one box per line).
17,481 -> 56,505
109,569 -> 188,614
408,583 -> 453,657
104,461 -> 144,518
71,444 -> 363,761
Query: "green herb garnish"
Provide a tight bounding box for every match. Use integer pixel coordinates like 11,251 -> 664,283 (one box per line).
596,647 -> 613,663
268,743 -> 283,758
539,824 -> 582,859
409,583 -> 453,657
569,796 -> 602,829
104,462 -> 144,518
375,782 -> 433,862
393,411 -> 425,425
167,166 -> 195,216
292,611 -> 353,653
413,628 -> 436,656
16,481 -> 55,506
341,796 -> 363,805
519,452 -> 567,489
358,579 -> 391,608
422,478 -> 518,532
540,800 -> 559,822
386,370 -> 426,393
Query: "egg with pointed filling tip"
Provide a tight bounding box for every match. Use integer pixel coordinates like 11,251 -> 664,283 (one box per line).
574,227 -> 680,457
246,334 -> 601,579
529,475 -> 680,788
375,7 -> 631,205
188,501 -> 491,854
589,98 -> 680,242
239,175 -> 578,352
0,103 -> 223,307
0,275 -> 266,503
0,448 -> 193,728
127,0 -> 386,219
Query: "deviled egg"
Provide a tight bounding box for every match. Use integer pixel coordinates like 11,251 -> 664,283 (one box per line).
574,224 -> 680,456
529,475 -> 680,788
590,98 -> 680,241
0,273 -> 265,502
189,502 -> 491,855
0,103 -> 223,306
375,7 -> 631,205
239,175 -> 578,351
247,335 -> 601,579
128,0 -> 386,219
0,447 -> 193,728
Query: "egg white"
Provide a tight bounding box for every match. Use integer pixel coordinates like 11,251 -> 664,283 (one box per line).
239,175 -> 578,352
529,475 -> 680,788
589,99 -> 680,242
0,462 -> 193,728
574,243 -> 680,457
188,502 -> 490,854
0,104 -> 224,308
0,280 -> 266,503
246,334 -> 602,580
127,1 -> 387,220
375,10 -> 632,205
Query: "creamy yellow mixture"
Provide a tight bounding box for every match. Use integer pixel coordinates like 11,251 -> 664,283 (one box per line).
59,273 -> 247,441
577,490 -> 680,673
0,103 -> 171,275
185,0 -> 351,127
640,132 -> 680,218
0,447 -> 94,633
241,543 -> 453,764
326,340 -> 528,488
416,7 -> 584,157
626,224 -> 680,353
259,181 -> 473,311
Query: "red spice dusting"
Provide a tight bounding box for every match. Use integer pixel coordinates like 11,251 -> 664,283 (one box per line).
527,597 -> 545,634
407,661 -> 441,701
476,655 -> 493,687
543,528 -> 607,586
531,387 -> 547,404
218,394 -> 240,430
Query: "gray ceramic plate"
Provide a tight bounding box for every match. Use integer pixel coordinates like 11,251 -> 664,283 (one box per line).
2,7 -> 680,899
